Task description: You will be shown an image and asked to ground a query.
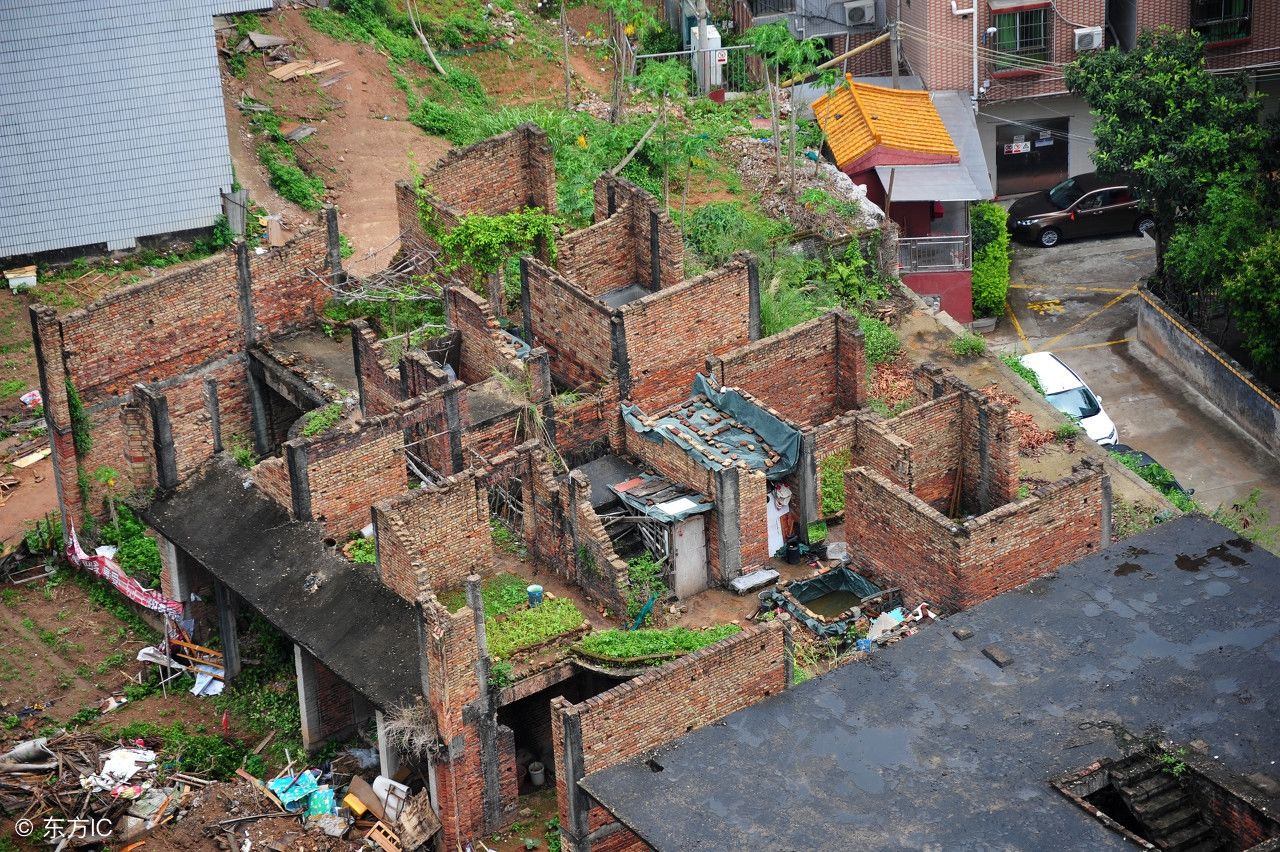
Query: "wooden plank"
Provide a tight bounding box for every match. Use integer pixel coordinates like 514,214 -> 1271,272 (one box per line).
268,61 -> 306,80
171,639 -> 224,657
12,448 -> 50,468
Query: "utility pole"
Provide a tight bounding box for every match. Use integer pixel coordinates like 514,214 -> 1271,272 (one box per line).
890,20 -> 900,89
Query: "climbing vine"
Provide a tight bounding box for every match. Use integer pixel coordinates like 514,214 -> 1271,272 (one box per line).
416,180 -> 561,292
66,377 -> 92,455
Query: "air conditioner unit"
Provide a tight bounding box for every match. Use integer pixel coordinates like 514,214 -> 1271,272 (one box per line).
1074,26 -> 1104,51
844,0 -> 876,27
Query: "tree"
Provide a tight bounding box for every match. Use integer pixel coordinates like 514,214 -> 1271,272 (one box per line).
1222,230 -> 1280,372
746,24 -> 828,186
1064,27 -> 1264,272
604,0 -> 658,124
1163,173 -> 1267,326
634,59 -> 689,206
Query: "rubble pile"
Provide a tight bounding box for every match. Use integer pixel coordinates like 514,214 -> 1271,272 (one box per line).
983,384 -> 1054,454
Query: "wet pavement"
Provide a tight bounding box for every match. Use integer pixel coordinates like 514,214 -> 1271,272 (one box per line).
989,232 -> 1280,521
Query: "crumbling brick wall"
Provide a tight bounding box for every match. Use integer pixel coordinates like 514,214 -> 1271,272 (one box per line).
30,227 -> 330,527
252,456 -> 292,509
555,175 -> 683,296
373,470 -> 494,603
889,393 -> 964,508
550,622 -> 788,852
447,285 -> 527,386
549,378 -> 621,468
618,256 -> 756,410
705,311 -> 866,428
523,258 -> 617,391
843,460 -> 1108,612
290,412 -> 408,537
351,320 -> 402,417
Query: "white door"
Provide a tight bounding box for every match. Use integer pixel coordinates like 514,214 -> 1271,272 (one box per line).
671,515 -> 708,599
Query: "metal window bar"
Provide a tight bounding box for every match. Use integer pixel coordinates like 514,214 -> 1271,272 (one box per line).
749,0 -> 797,14
898,235 -> 972,272
1191,0 -> 1251,41
992,10 -> 1051,70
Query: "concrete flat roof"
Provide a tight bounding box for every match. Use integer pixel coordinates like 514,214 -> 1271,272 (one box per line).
146,456 -> 422,711
582,514 -> 1280,850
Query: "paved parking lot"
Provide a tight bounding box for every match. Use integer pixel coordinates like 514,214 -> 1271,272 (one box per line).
988,232 -> 1280,520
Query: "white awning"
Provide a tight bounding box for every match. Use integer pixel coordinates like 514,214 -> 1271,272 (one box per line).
875,165 -> 984,202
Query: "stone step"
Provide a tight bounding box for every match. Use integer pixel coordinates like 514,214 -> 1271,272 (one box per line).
1176,838 -> 1225,852
1122,773 -> 1178,802
1147,805 -> 1199,838
1110,755 -> 1161,787
1131,787 -> 1189,820
1164,822 -> 1213,852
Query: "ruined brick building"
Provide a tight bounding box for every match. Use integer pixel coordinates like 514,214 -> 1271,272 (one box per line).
31,124 -> 1110,849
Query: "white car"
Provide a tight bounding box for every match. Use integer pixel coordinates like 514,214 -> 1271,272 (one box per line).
1018,352 -> 1118,446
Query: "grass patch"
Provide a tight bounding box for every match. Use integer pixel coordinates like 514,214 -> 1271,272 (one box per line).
575,625 -> 741,664
625,553 -> 668,625
1053,422 -> 1082,441
820,450 -> 852,517
487,598 -> 585,660
1000,352 -> 1044,395
440,572 -> 530,616
950,332 -> 987,358
300,403 -> 344,437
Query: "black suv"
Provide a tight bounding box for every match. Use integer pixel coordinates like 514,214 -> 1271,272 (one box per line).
1008,173 -> 1156,248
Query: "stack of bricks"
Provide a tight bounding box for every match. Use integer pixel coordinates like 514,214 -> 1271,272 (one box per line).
550,621 -> 788,852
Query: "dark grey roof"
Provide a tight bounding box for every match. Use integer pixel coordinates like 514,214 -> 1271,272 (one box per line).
582,515 -> 1280,851
145,456 -> 422,711
0,0 -> 235,257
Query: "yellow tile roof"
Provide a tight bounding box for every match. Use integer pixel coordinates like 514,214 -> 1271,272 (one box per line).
813,77 -> 959,171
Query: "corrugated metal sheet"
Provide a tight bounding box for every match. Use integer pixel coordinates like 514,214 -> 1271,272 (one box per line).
874,165 -> 982,201
213,0 -> 273,13
931,90 -> 995,200
0,0 -> 236,257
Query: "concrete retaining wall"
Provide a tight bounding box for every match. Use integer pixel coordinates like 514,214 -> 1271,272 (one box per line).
1136,287 -> 1280,460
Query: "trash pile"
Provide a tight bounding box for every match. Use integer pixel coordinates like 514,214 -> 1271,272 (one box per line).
861,602 -> 937,648
0,734 -> 439,851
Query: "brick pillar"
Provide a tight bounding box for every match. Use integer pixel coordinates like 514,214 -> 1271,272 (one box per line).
553,699 -> 591,852
213,580 -> 241,681
295,644 -> 324,752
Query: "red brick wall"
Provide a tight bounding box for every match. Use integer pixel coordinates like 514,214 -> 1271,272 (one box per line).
315,659 -> 359,739
552,379 -> 620,465
891,392 -> 963,509
707,311 -> 865,428
353,320 -> 402,416
622,426 -> 718,504
844,461 -> 1105,612
253,456 -> 292,513
556,214 -> 636,297
299,414 -> 408,537
620,258 -> 753,410
373,470 -> 494,603
422,124 -> 557,219
550,622 -> 786,851
247,229 -> 329,333
1191,771 -> 1279,849
448,286 -> 526,386
526,259 -> 616,390
461,407 -> 525,465
737,469 -> 771,571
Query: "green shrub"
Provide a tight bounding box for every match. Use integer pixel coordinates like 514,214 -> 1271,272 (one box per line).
348,536 -> 376,564
1222,229 -> 1280,371
626,553 -> 669,625
819,450 -> 852,517
1000,352 -> 1044,394
24,513 -> 63,555
1111,450 -> 1198,512
116,536 -> 162,588
683,201 -> 791,267
1054,422 -> 1082,441
486,598 -> 585,659
576,625 -> 741,663
950,332 -> 987,357
228,432 -> 258,469
488,660 -> 514,688
857,315 -> 900,365
807,521 -> 827,542
258,142 -> 326,210
99,503 -> 145,546
970,201 -> 1011,318
300,403 -> 344,437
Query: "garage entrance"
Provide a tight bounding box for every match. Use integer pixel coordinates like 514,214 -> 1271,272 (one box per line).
995,117 -> 1069,196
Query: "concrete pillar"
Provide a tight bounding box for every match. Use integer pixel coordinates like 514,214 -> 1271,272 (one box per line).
714,466 -> 743,581
158,535 -> 193,603
213,580 -> 241,681
295,644 -> 324,753
746,255 -> 761,341
556,702 -> 591,851
376,710 -> 401,779
519,258 -> 534,343
203,377 -> 223,454
325,206 -> 344,288
796,432 -> 817,536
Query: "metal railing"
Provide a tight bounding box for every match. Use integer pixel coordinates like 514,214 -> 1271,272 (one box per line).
749,0 -> 796,14
632,43 -> 760,95
898,235 -> 972,272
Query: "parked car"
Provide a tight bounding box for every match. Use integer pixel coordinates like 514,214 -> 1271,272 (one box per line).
1008,172 -> 1156,248
1109,444 -> 1195,497
1018,352 -> 1118,446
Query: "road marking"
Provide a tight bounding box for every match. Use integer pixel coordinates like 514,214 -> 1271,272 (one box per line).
1027,298 -> 1065,316
1041,287 -> 1138,349
1005,299 -> 1032,353
1010,284 -> 1133,294
1048,338 -> 1130,354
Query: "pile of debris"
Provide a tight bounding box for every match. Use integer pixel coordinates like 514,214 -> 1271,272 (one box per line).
870,360 -> 917,411
0,733 -> 439,851
982,383 -> 1054,454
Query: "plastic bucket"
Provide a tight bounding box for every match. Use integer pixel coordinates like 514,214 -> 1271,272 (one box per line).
529,761 -> 546,786
527,585 -> 544,607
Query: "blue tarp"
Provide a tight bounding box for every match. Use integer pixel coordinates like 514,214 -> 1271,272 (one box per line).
621,374 -> 801,481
